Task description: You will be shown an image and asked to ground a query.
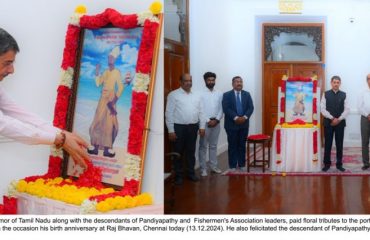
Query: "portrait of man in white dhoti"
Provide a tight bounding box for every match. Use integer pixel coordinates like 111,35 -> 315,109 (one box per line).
285,81 -> 313,123
66,27 -> 143,186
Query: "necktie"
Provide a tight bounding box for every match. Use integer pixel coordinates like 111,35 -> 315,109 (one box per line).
236,91 -> 243,116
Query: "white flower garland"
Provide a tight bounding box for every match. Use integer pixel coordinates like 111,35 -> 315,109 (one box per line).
50,145 -> 64,158
7,180 -> 18,197
132,73 -> 150,94
59,67 -> 74,89
80,199 -> 97,214
137,11 -> 159,26
69,13 -> 84,27
124,154 -> 141,181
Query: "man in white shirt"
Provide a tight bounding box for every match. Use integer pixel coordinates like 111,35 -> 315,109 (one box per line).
358,74 -> 370,170
165,73 -> 206,185
198,72 -> 223,177
321,76 -> 349,172
0,28 -> 89,168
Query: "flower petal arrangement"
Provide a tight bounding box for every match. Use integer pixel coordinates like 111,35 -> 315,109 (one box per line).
1,2 -> 162,214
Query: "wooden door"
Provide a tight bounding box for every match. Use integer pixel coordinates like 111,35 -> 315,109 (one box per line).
263,63 -> 291,136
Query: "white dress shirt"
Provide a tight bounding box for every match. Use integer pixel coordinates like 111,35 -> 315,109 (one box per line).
320,90 -> 350,120
0,86 -> 58,145
358,88 -> 370,117
165,87 -> 206,133
201,88 -> 223,122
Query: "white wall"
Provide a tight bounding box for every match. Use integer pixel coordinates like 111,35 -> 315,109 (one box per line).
0,0 -> 164,204
189,0 -> 370,156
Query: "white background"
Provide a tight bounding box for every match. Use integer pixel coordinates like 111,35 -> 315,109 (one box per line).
0,0 -> 163,204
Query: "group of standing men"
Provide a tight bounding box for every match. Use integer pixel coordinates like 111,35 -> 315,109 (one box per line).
165,73 -> 254,185
165,72 -> 370,185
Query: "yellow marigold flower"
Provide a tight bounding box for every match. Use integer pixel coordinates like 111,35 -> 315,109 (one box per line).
136,193 -> 153,205
124,196 -> 137,208
114,196 -> 127,210
75,5 -> 87,14
53,177 -> 64,184
96,201 -> 112,212
16,180 -> 28,192
101,188 -> 115,194
149,1 -> 162,14
35,178 -> 45,185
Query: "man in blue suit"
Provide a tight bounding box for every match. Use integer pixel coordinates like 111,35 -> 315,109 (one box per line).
222,76 -> 254,172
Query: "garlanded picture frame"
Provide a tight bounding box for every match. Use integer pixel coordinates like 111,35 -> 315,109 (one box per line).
0,3 -> 163,215
275,75 -> 319,165
55,6 -> 162,191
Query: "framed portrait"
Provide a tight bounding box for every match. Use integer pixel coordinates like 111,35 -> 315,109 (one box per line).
277,75 -> 318,125
49,7 -> 162,193
285,81 -> 313,123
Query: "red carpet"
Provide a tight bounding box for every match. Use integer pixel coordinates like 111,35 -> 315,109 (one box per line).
223,147 -> 370,176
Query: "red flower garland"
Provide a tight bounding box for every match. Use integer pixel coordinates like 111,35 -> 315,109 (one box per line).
127,92 -> 148,154
53,85 -> 72,129
280,80 -> 286,93
280,97 -> 285,113
3,196 -> 17,214
136,21 -> 159,74
61,25 -> 80,70
313,130 -> 318,155
288,119 -> 306,125
79,9 -> 138,29
276,129 -> 281,155
287,76 -> 312,82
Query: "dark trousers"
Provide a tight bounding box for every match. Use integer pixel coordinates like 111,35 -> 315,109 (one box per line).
361,116 -> 370,167
172,123 -> 199,179
226,127 -> 249,168
323,124 -> 345,167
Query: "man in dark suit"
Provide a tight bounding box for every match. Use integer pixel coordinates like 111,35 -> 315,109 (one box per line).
321,75 -> 349,172
222,76 -> 254,172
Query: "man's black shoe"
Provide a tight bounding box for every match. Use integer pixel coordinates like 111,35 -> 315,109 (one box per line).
322,165 -> 330,172
336,166 -> 346,172
87,147 -> 98,155
361,165 -> 370,171
188,175 -> 199,182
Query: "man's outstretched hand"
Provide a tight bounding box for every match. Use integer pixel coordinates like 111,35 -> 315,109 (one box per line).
62,131 -> 90,169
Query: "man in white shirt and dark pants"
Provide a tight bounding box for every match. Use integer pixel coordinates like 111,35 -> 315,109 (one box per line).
199,72 -> 223,177
321,76 -> 350,172
358,74 -> 370,170
165,73 -> 206,185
